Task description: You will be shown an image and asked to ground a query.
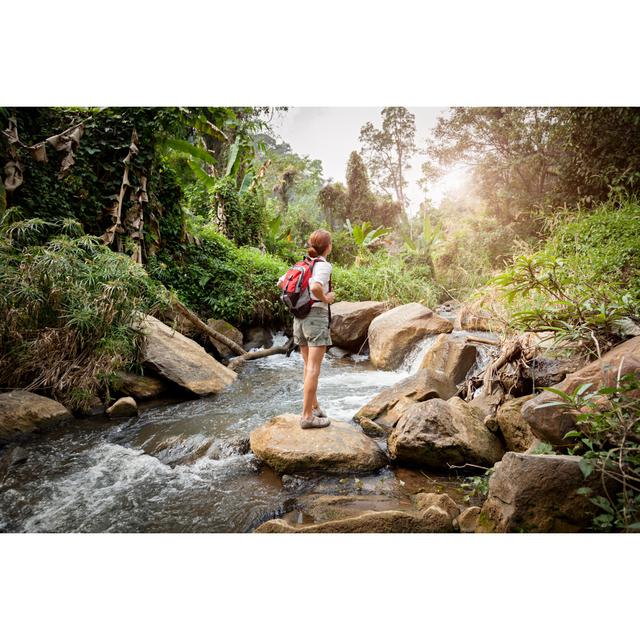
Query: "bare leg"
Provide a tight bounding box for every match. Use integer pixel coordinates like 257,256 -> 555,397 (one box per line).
300,345 -> 320,411
302,346 -> 326,419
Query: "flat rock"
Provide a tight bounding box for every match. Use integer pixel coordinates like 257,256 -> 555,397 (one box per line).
355,369 -> 458,432
0,390 -> 71,444
522,336 -> 640,444
477,452 -> 613,532
456,304 -> 494,332
388,396 -> 505,470
368,303 -> 453,370
329,301 -> 387,352
140,315 -> 237,396
249,413 -> 387,474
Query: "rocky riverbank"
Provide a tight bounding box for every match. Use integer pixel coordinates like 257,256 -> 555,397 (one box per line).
2,301 -> 637,533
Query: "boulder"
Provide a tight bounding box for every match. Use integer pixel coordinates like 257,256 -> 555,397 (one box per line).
207,318 -> 244,358
111,371 -> 169,401
0,390 -> 71,444
456,304 -> 494,332
455,506 -> 481,533
477,452 -> 612,532
496,395 -> 536,452
329,301 -> 387,352
419,333 -> 478,384
249,413 -> 387,474
106,396 -> 138,419
368,303 -> 453,370
243,327 -> 273,351
355,370 -> 458,432
388,396 -> 505,470
413,492 -> 461,531
140,315 -> 237,396
522,336 -> 640,444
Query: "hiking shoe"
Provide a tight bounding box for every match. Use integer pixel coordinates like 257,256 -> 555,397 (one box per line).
312,406 -> 327,418
300,415 -> 331,429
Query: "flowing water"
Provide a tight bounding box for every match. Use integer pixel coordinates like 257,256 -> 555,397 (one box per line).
0,326 -> 497,533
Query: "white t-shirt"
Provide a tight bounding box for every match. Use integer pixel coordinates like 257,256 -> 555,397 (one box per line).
309,256 -> 332,309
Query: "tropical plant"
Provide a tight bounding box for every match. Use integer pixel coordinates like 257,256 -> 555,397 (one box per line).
539,373 -> 640,532
344,219 -> 391,252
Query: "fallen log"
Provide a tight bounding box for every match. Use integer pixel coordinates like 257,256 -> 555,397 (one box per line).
172,299 -> 247,357
227,338 -> 295,371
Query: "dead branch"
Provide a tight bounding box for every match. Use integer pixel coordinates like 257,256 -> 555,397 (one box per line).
172,299 -> 247,357
227,338 -> 295,371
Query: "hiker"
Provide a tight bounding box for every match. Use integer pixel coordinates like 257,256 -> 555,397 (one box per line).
278,229 -> 335,428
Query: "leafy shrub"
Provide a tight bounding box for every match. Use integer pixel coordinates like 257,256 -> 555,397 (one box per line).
0,221 -> 169,410
541,373 -> 640,532
492,199 -> 640,357
332,252 -> 439,307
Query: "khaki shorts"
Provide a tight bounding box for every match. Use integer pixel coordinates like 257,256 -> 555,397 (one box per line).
293,307 -> 332,347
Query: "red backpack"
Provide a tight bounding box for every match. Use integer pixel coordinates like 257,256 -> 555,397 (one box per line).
278,256 -> 322,318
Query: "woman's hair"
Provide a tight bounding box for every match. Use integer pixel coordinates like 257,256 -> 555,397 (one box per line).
307,229 -> 332,258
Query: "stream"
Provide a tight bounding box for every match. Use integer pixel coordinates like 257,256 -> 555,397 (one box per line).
0,324 -> 496,533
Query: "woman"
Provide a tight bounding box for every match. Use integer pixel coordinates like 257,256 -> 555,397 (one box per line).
295,229 -> 335,429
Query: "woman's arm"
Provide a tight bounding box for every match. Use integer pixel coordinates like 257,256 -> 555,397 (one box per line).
310,282 -> 335,304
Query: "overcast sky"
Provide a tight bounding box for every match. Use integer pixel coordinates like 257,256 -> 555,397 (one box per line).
270,107 -> 467,214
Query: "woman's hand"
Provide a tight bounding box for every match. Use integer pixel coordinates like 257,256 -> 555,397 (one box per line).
325,292 -> 336,304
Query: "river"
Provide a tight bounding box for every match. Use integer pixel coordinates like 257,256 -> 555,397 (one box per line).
0,326 -> 496,532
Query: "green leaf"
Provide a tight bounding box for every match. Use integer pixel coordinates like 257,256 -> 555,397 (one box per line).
575,382 -> 594,396
164,138 -> 217,166
578,458 -> 594,478
563,430 -> 582,439
225,141 -> 240,177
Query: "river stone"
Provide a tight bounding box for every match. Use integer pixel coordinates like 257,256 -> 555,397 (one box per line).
140,315 -> 237,396
207,318 -> 244,358
0,390 -> 71,444
496,395 -> 536,452
255,507 -> 459,533
329,301 -> 387,352
521,336 -> 640,444
243,326 -> 273,351
419,333 -> 478,384
368,303 -> 453,370
106,396 -> 138,418
477,452 -> 612,532
355,369 -> 458,432
111,371 -> 169,401
456,304 -> 494,332
249,413 -> 387,474
455,506 -> 481,533
388,396 -> 505,470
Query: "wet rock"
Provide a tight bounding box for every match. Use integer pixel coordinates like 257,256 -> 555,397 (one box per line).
496,395 -> 536,452
223,434 -> 251,456
355,370 -> 458,431
368,303 -> 453,370
477,452 -> 612,532
413,492 -> 461,532
388,396 -> 505,470
75,395 -> 105,417
140,315 -> 237,396
243,327 -> 273,351
456,304 -> 494,332
328,346 -> 352,359
207,318 -> 244,358
0,390 -> 71,444
293,493 -> 413,523
106,396 -> 138,418
329,301 -> 387,352
358,417 -> 387,438
419,333 -> 478,384
111,371 -> 169,401
522,336 -> 640,444
0,445 -> 29,484
455,506 -> 481,533
249,413 -> 387,474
